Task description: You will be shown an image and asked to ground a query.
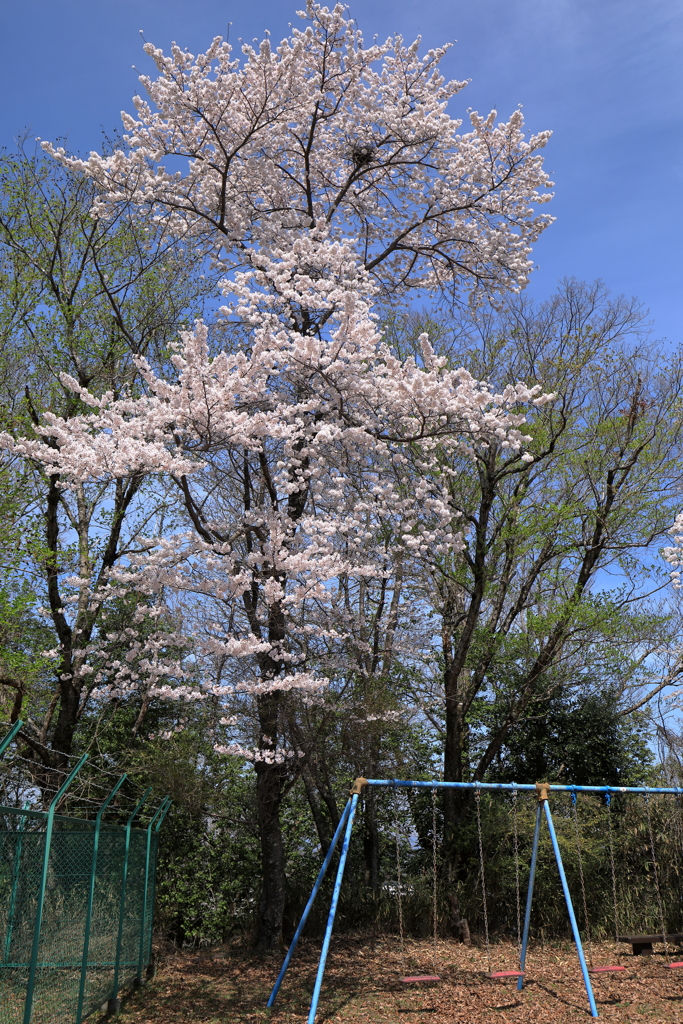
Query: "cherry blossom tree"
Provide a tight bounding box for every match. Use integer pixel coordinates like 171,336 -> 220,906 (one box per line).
7,2 -> 555,947
3,300 -> 552,942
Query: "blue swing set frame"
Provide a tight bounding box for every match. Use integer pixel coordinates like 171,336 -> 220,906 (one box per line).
267,777 -> 683,1022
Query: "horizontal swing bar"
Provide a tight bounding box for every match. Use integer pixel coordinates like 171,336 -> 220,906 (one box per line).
364,779 -> 683,796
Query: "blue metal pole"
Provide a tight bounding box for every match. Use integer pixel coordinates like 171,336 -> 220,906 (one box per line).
517,801 -> 542,992
23,753 -> 88,1024
306,793 -> 359,1024
268,799 -> 352,1008
543,799 -> 598,1018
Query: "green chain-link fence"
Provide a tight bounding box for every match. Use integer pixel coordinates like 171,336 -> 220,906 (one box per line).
0,721 -> 170,1024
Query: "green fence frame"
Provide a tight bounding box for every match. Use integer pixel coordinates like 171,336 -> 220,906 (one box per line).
0,722 -> 170,1024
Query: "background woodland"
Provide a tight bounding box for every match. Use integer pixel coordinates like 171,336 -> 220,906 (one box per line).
2,3 -> 683,954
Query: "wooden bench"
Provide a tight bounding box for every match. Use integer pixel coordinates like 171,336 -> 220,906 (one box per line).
618,934 -> 683,956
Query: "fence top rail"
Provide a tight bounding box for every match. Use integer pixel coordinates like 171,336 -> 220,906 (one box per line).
0,803 -> 162,832
364,778 -> 683,796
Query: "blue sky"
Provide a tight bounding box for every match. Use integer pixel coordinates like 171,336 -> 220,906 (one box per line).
1,0 -> 681,343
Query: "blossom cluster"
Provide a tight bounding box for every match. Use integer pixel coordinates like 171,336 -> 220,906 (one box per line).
42,1 -> 553,305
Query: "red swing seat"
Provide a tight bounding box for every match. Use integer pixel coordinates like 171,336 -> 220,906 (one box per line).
485,970 -> 524,979
588,965 -> 626,973
665,962 -> 683,969
400,974 -> 440,983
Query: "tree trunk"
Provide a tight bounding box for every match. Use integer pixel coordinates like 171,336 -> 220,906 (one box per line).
51,678 -> 80,762
302,765 -> 332,856
252,687 -> 287,951
254,755 -> 286,951
443,672 -> 471,862
363,786 -> 380,896
448,892 -> 471,944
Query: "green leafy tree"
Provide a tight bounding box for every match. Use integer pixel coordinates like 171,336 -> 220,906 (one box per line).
0,147 -> 211,771
385,279 -> 683,860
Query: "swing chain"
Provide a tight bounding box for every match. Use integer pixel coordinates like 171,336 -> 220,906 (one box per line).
512,788 -> 522,958
432,786 -> 438,973
571,791 -> 593,968
644,793 -> 669,957
605,794 -> 620,945
666,788 -> 683,897
475,787 -> 492,972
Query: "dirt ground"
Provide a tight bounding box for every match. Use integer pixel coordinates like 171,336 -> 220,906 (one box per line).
107,937 -> 683,1024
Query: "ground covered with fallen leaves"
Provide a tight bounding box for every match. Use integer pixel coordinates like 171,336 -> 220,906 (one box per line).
108,937 -> 683,1023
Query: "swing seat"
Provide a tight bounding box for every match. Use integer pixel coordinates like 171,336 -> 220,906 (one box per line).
588,966 -> 626,973
400,975 -> 441,984
485,970 -> 524,979
665,962 -> 683,969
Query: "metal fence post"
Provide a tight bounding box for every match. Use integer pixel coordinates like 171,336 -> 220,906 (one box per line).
109,788 -> 151,1015
22,753 -> 88,1024
3,803 -> 31,964
75,774 -> 127,1024
145,798 -> 171,975
0,718 -> 23,758
136,798 -> 171,985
